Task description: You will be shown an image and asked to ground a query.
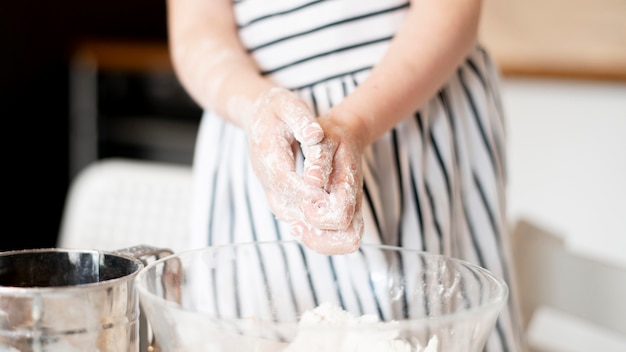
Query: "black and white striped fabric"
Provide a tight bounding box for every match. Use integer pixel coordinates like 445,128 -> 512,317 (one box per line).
189,0 -> 524,350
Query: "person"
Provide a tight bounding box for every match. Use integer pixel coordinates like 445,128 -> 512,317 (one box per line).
167,0 -> 525,350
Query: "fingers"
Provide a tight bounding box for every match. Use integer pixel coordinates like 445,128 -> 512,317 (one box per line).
249,87 -> 327,191
295,155 -> 364,255
272,88 -> 324,146
266,186 -> 303,223
301,144 -> 361,230
263,168 -> 327,219
291,201 -> 364,255
302,139 -> 335,189
301,185 -> 356,230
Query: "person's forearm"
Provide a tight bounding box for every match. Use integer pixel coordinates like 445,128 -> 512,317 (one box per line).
167,0 -> 273,128
334,0 -> 482,146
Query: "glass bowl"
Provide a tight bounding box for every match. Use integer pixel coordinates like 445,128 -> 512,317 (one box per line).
136,241 -> 508,351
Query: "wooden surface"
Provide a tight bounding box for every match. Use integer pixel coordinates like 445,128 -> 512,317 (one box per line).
71,40 -> 173,72
479,0 -> 626,81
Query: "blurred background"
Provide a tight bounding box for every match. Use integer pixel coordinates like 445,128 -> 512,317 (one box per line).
1,0 -> 191,250
1,0 -> 624,261
478,0 -> 626,269
1,0 -> 624,350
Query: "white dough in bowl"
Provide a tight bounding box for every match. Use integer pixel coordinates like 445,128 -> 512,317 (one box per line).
283,302 -> 439,352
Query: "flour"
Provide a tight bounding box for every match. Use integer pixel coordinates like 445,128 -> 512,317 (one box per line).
282,302 -> 439,352
155,302 -> 438,351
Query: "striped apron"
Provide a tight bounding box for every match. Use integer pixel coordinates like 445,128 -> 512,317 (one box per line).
189,1 -> 524,350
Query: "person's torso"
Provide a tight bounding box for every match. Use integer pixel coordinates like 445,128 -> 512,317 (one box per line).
233,0 -> 409,88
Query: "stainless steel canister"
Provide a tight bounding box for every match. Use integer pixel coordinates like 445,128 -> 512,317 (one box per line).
0,245 -> 171,352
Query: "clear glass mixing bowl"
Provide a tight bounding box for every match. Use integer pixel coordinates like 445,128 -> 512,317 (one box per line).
136,241 -> 508,351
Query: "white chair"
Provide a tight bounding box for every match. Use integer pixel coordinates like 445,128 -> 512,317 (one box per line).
58,158 -> 195,351
58,158 -> 194,253
511,219 -> 626,352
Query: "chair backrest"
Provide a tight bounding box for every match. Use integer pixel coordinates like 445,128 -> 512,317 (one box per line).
511,219 -> 626,352
58,158 -> 194,254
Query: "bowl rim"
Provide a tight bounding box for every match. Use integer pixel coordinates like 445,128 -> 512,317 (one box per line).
135,240 -> 509,327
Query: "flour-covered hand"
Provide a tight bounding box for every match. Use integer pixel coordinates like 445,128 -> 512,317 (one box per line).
246,87 -> 326,222
296,112 -> 367,254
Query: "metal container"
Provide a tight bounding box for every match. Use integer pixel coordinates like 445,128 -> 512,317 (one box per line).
0,245 -> 171,352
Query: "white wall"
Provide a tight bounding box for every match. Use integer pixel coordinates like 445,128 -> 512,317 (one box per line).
502,77 -> 626,267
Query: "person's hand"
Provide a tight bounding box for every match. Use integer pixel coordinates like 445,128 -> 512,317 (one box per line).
245,87 -> 327,223
294,111 -> 367,255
